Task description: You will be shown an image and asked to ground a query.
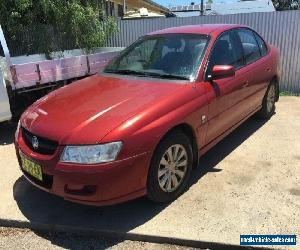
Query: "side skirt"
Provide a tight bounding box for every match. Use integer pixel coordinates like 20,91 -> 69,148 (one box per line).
199,105 -> 262,157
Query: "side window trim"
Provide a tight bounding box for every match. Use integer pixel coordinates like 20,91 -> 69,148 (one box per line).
235,27 -> 262,66
252,30 -> 269,57
232,29 -> 247,67
203,27 -> 269,81
203,29 -> 245,80
252,31 -> 263,57
203,30 -> 231,80
230,30 -> 246,70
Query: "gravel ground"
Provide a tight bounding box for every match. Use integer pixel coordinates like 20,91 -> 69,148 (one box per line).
0,227 -> 197,250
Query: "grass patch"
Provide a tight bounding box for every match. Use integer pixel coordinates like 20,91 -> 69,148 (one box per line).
280,91 -> 300,96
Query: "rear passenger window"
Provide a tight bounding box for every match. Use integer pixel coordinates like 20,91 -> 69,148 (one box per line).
253,32 -> 268,57
237,29 -> 261,64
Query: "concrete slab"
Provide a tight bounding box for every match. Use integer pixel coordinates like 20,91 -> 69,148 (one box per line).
0,97 -> 299,248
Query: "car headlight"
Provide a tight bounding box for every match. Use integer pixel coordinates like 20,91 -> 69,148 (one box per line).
60,142 -> 123,164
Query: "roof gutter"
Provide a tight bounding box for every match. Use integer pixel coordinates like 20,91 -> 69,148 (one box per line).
143,0 -> 170,13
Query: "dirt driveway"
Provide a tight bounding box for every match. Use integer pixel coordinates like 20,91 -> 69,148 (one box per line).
0,96 -> 299,248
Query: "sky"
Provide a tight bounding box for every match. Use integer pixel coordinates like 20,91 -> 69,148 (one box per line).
154,0 -> 234,7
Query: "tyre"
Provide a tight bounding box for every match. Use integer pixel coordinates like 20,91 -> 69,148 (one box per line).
147,131 -> 193,203
257,81 -> 277,119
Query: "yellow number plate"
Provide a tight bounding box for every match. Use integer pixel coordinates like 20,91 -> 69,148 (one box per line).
20,152 -> 43,181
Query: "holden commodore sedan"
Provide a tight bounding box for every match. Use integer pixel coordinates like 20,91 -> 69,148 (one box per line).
15,24 -> 279,206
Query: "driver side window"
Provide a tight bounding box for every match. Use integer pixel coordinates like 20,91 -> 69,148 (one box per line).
206,31 -> 244,78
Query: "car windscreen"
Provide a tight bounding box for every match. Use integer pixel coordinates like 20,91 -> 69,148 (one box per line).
104,34 -> 209,81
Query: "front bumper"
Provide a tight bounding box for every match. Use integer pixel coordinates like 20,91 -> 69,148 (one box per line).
15,129 -> 151,206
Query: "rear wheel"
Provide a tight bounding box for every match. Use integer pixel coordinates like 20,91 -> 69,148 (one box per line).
147,131 -> 193,203
257,81 -> 277,119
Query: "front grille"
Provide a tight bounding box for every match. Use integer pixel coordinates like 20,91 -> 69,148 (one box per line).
22,170 -> 53,189
22,128 -> 58,155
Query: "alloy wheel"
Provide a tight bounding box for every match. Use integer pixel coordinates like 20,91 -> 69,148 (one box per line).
158,144 -> 188,193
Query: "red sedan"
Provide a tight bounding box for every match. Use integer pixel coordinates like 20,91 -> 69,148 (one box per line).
15,24 -> 280,206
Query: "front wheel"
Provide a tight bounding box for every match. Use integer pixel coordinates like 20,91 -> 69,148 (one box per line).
147,131 -> 193,203
257,81 -> 277,119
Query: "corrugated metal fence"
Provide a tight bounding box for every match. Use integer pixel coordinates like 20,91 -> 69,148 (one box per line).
108,10 -> 300,92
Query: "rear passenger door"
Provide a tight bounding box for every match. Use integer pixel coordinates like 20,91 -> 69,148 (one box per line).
235,28 -> 273,111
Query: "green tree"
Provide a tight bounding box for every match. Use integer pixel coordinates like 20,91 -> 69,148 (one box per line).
272,0 -> 299,10
0,0 -> 117,57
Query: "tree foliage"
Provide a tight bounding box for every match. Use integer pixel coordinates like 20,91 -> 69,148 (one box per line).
0,0 -> 117,57
272,0 -> 299,10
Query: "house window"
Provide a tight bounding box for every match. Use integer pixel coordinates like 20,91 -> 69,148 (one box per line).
118,4 -> 124,17
105,1 -> 109,16
110,1 -> 115,16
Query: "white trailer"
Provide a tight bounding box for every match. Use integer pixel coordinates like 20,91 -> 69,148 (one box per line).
0,25 -> 122,122
0,68 -> 11,122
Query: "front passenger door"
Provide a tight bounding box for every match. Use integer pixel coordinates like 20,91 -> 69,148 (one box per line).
204,30 -> 248,144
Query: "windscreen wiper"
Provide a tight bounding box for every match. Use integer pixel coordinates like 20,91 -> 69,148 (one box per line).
148,73 -> 190,80
104,69 -> 148,76
105,69 -> 190,80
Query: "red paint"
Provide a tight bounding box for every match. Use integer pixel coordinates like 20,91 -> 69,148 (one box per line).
210,65 -> 235,80
15,24 -> 279,206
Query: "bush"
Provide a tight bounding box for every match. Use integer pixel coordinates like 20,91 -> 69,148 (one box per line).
0,0 -> 117,57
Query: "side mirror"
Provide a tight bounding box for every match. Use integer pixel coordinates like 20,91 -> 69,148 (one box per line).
208,65 -> 235,81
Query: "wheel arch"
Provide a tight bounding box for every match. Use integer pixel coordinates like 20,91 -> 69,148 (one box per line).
271,75 -> 280,102
156,123 -> 199,169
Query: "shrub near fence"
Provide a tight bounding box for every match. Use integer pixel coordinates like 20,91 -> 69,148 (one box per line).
108,10 -> 300,93
6,25 -> 77,57
5,18 -> 117,58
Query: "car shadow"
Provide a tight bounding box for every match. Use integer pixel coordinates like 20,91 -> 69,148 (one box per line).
12,116 -> 268,249
0,121 -> 17,145
190,116 -> 268,185
13,177 -> 167,248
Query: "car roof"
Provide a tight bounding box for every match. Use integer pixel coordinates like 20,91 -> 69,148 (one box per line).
148,24 -> 249,36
